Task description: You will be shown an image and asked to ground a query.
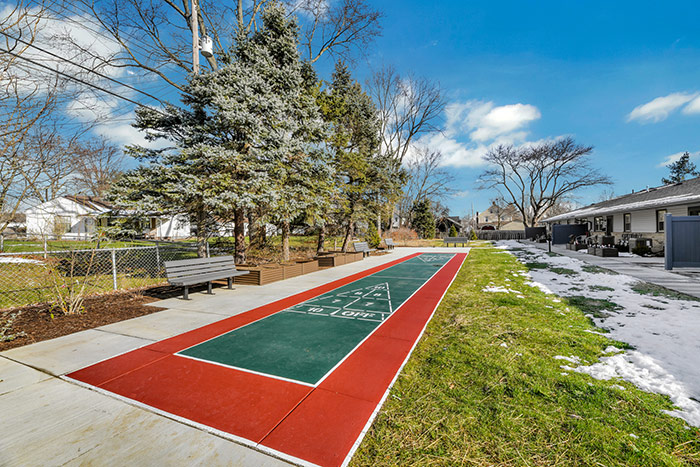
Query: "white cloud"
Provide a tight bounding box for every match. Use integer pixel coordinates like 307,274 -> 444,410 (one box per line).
627,92 -> 698,123
657,150 -> 700,168
469,103 -> 541,142
420,133 -> 489,168
682,95 -> 700,115
432,100 -> 541,168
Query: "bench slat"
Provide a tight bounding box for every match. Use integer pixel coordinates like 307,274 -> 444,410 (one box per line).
164,256 -> 234,268
168,270 -> 249,286
166,266 -> 242,280
165,262 -> 239,276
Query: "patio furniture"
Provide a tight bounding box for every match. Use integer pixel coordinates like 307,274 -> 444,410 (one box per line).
164,255 -> 249,300
353,241 -> 376,257
444,236 -> 469,246
384,238 -> 395,250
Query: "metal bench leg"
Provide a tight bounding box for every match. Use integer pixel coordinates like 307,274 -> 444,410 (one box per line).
227,277 -> 233,289
183,286 -> 189,300
207,281 -> 213,294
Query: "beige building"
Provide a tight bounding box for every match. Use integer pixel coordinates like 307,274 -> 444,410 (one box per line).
476,203 -> 525,230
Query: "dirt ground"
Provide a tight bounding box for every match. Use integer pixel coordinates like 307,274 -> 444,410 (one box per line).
0,285 -> 191,352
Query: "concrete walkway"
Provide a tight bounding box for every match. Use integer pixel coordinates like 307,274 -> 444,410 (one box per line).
0,247 -> 468,466
528,242 -> 700,299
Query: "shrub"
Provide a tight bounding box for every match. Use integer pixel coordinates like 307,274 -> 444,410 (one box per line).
469,229 -> 478,240
448,225 -> 458,237
365,229 -> 382,249
392,227 -> 419,242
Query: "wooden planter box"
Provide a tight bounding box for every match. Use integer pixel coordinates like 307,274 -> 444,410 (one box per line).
345,252 -> 364,262
298,259 -> 319,274
587,247 -> 598,256
567,243 -> 587,251
316,254 -> 346,267
234,264 -> 285,285
595,247 -> 619,257
281,262 -> 303,279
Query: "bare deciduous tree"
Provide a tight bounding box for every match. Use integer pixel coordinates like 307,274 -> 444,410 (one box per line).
479,137 -> 612,227
292,0 -> 382,64
60,0 -> 382,94
73,137 -> 126,197
369,66 -> 445,164
398,146 -> 454,225
0,2 -> 63,232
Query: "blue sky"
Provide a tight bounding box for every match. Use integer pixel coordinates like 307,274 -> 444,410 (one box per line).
342,0 -> 700,216
23,0 -> 699,218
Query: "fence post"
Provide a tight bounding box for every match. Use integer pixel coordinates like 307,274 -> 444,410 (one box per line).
111,249 -> 118,290
664,214 -> 673,270
0,234 -> 3,252
43,237 -> 48,259
206,241 -> 210,258
155,241 -> 161,271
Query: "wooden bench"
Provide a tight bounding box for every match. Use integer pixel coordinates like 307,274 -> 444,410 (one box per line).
353,241 -> 376,257
443,236 -> 469,247
384,238 -> 395,250
164,255 -> 249,300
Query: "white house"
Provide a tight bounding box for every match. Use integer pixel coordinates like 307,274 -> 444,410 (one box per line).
25,195 -> 193,239
543,176 -> 700,249
25,195 -> 112,239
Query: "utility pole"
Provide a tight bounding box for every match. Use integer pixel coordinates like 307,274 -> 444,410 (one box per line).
191,0 -> 199,74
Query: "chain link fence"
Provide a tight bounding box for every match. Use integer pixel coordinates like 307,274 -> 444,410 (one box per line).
0,244 -> 219,310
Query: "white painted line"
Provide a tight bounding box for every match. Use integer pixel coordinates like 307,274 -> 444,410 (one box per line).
175,353 -> 316,388
311,254 -> 457,388
339,251 -> 469,467
62,375 -> 320,467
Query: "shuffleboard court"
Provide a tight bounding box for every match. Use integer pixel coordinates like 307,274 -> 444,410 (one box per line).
178,254 -> 453,385
67,251 -> 468,467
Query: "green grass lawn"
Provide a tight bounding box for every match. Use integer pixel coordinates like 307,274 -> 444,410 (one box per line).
352,246 -> 699,466
1,239 -> 156,253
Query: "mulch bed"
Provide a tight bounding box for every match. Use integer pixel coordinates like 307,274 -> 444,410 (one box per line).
0,287 -> 173,352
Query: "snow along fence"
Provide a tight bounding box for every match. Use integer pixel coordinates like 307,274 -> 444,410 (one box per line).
665,214 -> 700,270
0,244 -> 214,310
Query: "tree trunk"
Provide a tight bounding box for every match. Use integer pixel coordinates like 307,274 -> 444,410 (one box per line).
234,208 -> 246,264
316,224 -> 326,254
253,207 -> 267,247
196,209 -> 207,258
248,209 -> 257,248
281,220 -> 291,261
341,221 -> 354,253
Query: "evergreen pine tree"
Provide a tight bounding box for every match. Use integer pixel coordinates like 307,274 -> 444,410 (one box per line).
319,61 -> 404,252
662,152 -> 699,185
412,198 -> 436,239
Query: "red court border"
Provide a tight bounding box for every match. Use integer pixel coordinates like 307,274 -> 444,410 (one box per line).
66,252 -> 467,467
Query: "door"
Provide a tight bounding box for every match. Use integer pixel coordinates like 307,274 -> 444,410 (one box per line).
606,216 -> 614,235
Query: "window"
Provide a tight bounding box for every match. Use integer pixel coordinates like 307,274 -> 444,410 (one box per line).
689,206 -> 700,216
656,209 -> 667,232
593,216 -> 605,232
54,215 -> 71,235
623,213 -> 631,232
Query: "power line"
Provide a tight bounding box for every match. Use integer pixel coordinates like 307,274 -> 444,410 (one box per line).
2,47 -> 172,117
0,30 -> 169,106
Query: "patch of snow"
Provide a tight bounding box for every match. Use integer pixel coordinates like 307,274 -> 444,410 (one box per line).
482,286 -> 522,294
0,257 -> 42,264
527,280 -> 554,294
497,240 -> 700,427
554,355 -> 581,364
610,384 -> 626,391
499,342 -> 508,348
572,351 -> 700,427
